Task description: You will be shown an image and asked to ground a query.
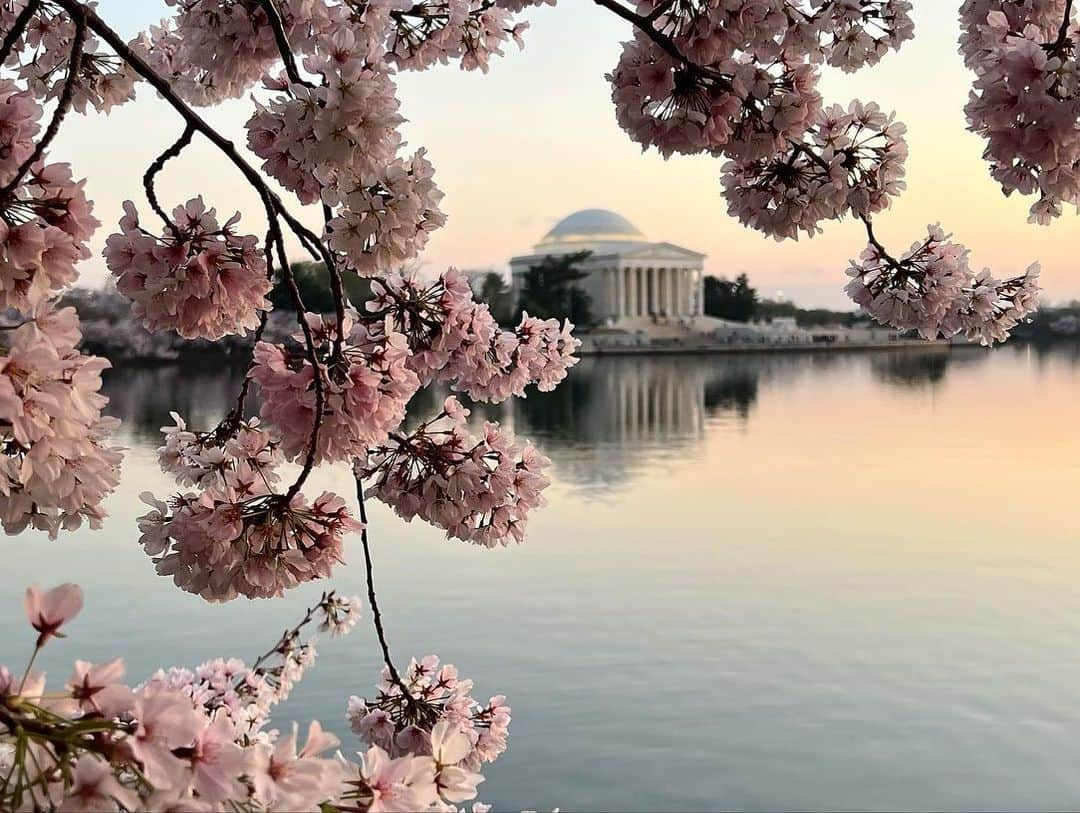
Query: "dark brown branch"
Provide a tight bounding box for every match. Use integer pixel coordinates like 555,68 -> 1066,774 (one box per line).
142,124 -> 195,235
858,213 -> 903,271
48,0 -> 331,270
271,229 -> 326,500
257,0 -> 310,87
1057,0 -> 1076,47
0,6 -> 85,200
354,475 -> 414,701
0,0 -> 39,66
246,590 -> 333,676
322,203 -> 348,366
590,0 -> 690,66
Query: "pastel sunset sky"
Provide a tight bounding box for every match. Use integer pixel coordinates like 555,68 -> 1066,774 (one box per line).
57,0 -> 1079,308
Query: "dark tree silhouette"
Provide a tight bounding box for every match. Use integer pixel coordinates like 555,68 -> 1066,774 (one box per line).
703,273 -> 758,322
515,251 -> 594,327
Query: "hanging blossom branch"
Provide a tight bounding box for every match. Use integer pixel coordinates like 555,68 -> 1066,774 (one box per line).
0,0 -> 1066,806
1,581 -> 505,810
593,0 -> 1041,344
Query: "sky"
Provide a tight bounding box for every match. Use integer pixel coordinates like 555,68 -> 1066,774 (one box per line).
52,0 -> 1080,308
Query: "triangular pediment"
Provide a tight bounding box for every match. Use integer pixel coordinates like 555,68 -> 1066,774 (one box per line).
619,241 -> 706,260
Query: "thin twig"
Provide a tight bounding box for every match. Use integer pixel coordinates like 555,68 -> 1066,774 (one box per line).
354,474 -> 413,700
142,124 -> 195,235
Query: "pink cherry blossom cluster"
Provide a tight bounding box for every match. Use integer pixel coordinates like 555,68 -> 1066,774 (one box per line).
1,80 -> 100,311
1,0 -> 137,113
246,61 -> 404,205
140,410 -> 363,599
369,268 -> 580,402
380,0 -> 529,72
348,653 -> 511,772
104,197 -> 273,340
0,159 -> 98,312
960,0 -> 1080,224
845,223 -> 1042,345
251,311 -> 422,465
158,411 -> 283,489
2,582 -> 500,812
324,148 -> 446,277
146,592 -> 359,737
609,34 -> 822,160
0,306 -> 121,538
607,0 -> 913,163
138,0 -> 314,107
356,397 -> 551,546
138,484 -> 361,601
640,0 -> 914,71
722,100 -> 908,240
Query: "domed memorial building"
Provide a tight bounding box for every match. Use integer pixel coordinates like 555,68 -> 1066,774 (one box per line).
509,209 -> 707,329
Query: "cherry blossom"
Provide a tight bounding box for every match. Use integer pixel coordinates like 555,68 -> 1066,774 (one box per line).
722,100 -> 907,240
104,197 -> 272,340
368,269 -> 580,401
358,397 -> 551,546
251,311 -> 422,465
845,223 -> 1041,345
348,653 -> 512,771
1,582 -> 497,812
24,581 -> 82,645
0,306 -> 121,538
139,487 -> 363,600
960,0 -> 1080,224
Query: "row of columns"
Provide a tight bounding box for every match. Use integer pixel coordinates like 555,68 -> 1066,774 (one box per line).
605,266 -> 703,320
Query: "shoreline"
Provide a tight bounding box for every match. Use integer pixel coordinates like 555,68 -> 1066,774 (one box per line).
575,338 -> 959,357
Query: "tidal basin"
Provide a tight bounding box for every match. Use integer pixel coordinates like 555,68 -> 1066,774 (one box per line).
4,345 -> 1080,811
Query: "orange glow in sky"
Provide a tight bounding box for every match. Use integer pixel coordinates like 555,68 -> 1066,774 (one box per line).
56,1 -> 1080,308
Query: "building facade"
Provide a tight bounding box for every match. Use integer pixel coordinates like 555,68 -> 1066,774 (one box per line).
509,209 -> 706,327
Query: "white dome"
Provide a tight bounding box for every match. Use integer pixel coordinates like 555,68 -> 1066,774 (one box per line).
537,209 -> 647,249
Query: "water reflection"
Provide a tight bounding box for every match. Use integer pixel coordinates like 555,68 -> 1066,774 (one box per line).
100,346 -> 1009,496
33,341 -> 1080,811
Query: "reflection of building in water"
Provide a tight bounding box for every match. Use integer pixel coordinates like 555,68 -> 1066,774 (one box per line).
495,356 -> 777,494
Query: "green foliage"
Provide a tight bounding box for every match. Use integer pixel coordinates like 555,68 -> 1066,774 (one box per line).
756,298 -> 863,328
703,273 -> 758,322
270,261 -> 373,312
472,271 -> 514,325
515,251 -> 594,327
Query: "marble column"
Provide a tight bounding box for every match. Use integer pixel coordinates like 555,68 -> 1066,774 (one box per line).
658,268 -> 668,316
667,268 -> 677,317
615,267 -> 625,319
696,270 -> 704,316
646,268 -> 655,316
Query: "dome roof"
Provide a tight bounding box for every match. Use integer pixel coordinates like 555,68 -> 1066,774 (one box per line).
538,209 -> 647,247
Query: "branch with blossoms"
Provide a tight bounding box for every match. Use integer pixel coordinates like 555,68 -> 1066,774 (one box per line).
2,5 -> 571,805
0,0 -> 1070,806
595,0 -> 1043,343
1,582 -> 504,810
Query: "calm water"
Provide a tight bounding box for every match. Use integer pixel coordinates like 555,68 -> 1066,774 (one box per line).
4,345 -> 1080,811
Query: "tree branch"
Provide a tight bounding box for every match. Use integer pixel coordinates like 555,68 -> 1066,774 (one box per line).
0,5 -> 85,199
0,0 -> 39,67
142,124 -> 194,235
